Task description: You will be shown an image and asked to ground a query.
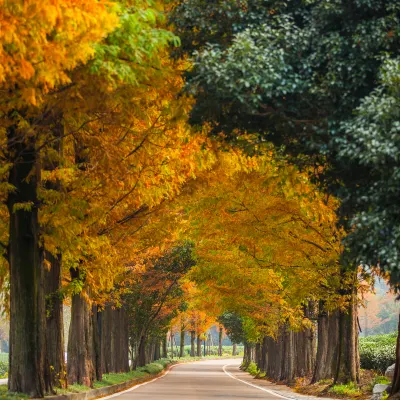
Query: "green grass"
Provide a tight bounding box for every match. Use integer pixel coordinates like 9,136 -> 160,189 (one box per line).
0,384 -> 28,399
328,382 -> 362,398
55,359 -> 172,395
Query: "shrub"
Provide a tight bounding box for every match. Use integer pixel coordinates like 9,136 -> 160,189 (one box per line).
359,333 -> 396,373
246,362 -> 259,376
139,362 -> 164,375
0,361 -> 8,378
328,382 -> 362,397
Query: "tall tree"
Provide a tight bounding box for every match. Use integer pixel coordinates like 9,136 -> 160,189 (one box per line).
0,1 -> 117,395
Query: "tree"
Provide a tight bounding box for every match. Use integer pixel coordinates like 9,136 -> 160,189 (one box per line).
0,1 -> 117,396
171,0 -> 399,383
125,242 -> 196,368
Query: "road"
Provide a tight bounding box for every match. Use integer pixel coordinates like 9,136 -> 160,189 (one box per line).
104,359 -> 301,400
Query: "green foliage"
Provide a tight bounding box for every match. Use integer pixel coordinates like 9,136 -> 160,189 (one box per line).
372,375 -> 391,386
328,382 -> 362,397
0,362 -> 7,378
138,362 -> 165,375
171,0 -> 400,279
382,391 -> 389,400
359,333 -> 396,372
218,313 -> 245,345
245,362 -> 259,376
92,1 -> 179,85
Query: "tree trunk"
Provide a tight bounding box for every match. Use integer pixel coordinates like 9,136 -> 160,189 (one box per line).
120,308 -> 130,372
232,343 -> 237,356
390,314 -> 400,395
180,327 -> 185,358
242,343 -> 255,369
171,332 -> 174,358
162,335 -> 168,358
218,327 -> 223,356
154,339 -> 161,361
265,333 -> 283,381
258,337 -> 268,372
44,117 -> 65,389
312,303 -> 340,383
196,335 -> 201,357
280,325 -> 295,383
255,342 -> 261,368
45,253 -> 66,388
137,335 -> 147,367
335,289 -> 360,384
101,304 -> 112,374
7,125 -> 50,397
92,305 -> 102,381
190,331 -> 196,357
295,304 -> 316,378
67,269 -> 95,386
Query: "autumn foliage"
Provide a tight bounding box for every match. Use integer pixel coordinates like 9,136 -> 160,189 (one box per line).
0,0 -> 390,397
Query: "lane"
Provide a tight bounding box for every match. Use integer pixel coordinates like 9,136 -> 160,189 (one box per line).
105,359 -> 292,400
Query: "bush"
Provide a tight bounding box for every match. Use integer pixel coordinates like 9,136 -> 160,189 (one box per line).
0,361 -> 8,378
139,362 -> 164,375
246,362 -> 259,376
359,333 -> 396,373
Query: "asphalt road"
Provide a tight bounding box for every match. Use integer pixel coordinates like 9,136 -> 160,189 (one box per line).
104,359 -> 296,400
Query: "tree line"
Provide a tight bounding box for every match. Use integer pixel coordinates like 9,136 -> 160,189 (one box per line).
1,0 -> 399,398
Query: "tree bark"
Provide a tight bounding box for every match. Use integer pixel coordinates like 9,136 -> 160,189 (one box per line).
232,343 -> 237,356
45,253 -> 66,388
335,289 -> 360,384
154,339 -> 161,361
190,331 -> 196,357
171,332 -> 174,358
242,343 -> 255,369
67,269 -> 95,386
162,335 -> 168,358
101,304 -> 112,374
44,117 -> 65,389
218,327 -> 223,356
295,304 -> 316,378
312,303 -> 340,383
7,124 -> 50,397
180,326 -> 185,358
196,335 -> 201,357
137,335 -> 147,367
92,305 -> 102,381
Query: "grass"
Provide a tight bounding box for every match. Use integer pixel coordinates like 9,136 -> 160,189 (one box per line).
0,384 -> 28,400
55,359 -> 171,395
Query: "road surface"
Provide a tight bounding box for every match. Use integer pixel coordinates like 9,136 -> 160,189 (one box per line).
103,359 -> 304,400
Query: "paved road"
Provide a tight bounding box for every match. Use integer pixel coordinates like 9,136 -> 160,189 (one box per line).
104,359 -> 304,400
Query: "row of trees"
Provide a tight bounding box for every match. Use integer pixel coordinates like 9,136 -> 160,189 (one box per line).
1,0 -> 399,398
171,0 -> 400,395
